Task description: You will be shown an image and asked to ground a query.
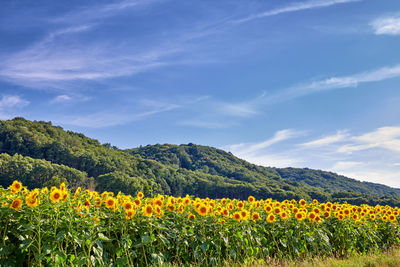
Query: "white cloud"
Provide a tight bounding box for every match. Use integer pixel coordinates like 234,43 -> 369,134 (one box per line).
337,127 -> 400,154
0,0 -> 182,89
51,95 -> 72,103
223,129 -> 306,165
235,0 -> 361,24
224,126 -> 400,188
277,65 -> 400,101
330,168 -> 400,188
331,161 -> 365,170
0,95 -> 29,119
300,130 -> 349,147
371,15 -> 400,35
51,0 -> 151,24
217,102 -> 258,118
238,153 -> 305,168
53,103 -> 178,128
179,120 -> 237,129
0,95 -> 29,109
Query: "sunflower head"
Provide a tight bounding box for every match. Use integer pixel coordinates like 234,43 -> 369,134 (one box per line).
142,204 -> 153,217
251,212 -> 260,221
267,213 -> 276,223
26,197 -> 38,208
233,212 -> 242,222
198,205 -> 208,216
10,181 -> 22,193
125,209 -> 135,219
50,189 -> 62,203
10,199 -> 23,211
105,197 -> 116,209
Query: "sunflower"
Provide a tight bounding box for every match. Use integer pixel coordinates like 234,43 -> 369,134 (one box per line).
123,201 -> 134,211
280,211 -> 289,220
183,198 -> 191,205
83,199 -> 92,208
266,213 -> 276,223
237,201 -> 244,209
142,204 -> 153,217
240,209 -> 249,220
134,199 -> 141,206
137,191 -> 144,199
188,213 -> 196,220
265,205 -> 272,213
10,199 -> 23,211
125,209 -> 135,219
295,212 -> 305,221
273,207 -> 281,214
222,208 -> 229,217
251,212 -> 260,221
154,199 -> 163,207
50,189 -> 62,203
343,209 -> 351,216
10,181 -> 22,193
178,205 -> 184,214
26,197 -> 38,208
60,182 -> 66,191
233,212 -> 242,222
323,211 -> 331,219
62,192 -> 69,201
307,212 -> 316,221
352,214 -> 359,221
198,205 -> 208,216
299,199 -> 307,207
94,197 -> 102,207
165,203 -> 174,211
248,196 -> 255,203
105,197 -> 116,209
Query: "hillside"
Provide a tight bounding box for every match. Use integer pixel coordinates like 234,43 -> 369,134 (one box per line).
127,143 -> 400,199
1,118 -> 399,205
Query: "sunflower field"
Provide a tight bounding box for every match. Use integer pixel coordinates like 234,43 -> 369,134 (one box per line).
1,181 -> 400,266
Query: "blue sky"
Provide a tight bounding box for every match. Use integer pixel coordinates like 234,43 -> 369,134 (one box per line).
1,0 -> 400,187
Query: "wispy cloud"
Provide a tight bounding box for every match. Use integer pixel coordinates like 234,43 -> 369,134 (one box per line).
234,0 -> 361,24
337,127 -> 400,154
179,120 -> 237,129
0,0 -> 182,89
0,39 -> 178,88
0,95 -> 29,119
268,64 -> 400,103
300,130 -> 349,147
51,0 -> 153,24
53,101 -> 179,128
51,95 -> 71,103
224,129 -> 306,156
224,126 -> 400,188
371,15 -> 400,35
223,129 -> 307,167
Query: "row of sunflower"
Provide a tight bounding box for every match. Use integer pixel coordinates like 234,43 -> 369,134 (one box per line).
1,180 -> 400,266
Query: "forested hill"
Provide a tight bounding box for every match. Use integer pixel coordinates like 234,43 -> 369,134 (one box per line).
127,144 -> 400,200
1,118 -> 400,206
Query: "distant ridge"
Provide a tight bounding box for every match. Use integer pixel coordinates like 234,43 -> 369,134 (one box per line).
1,117 -> 399,206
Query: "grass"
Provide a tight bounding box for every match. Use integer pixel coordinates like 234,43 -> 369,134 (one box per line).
219,247 -> 400,267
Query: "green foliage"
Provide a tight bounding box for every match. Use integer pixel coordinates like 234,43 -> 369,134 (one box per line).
1,117 -> 400,206
0,153 -> 93,190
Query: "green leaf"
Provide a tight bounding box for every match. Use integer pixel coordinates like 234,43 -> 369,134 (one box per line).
56,231 -> 65,242
98,233 -> 110,241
